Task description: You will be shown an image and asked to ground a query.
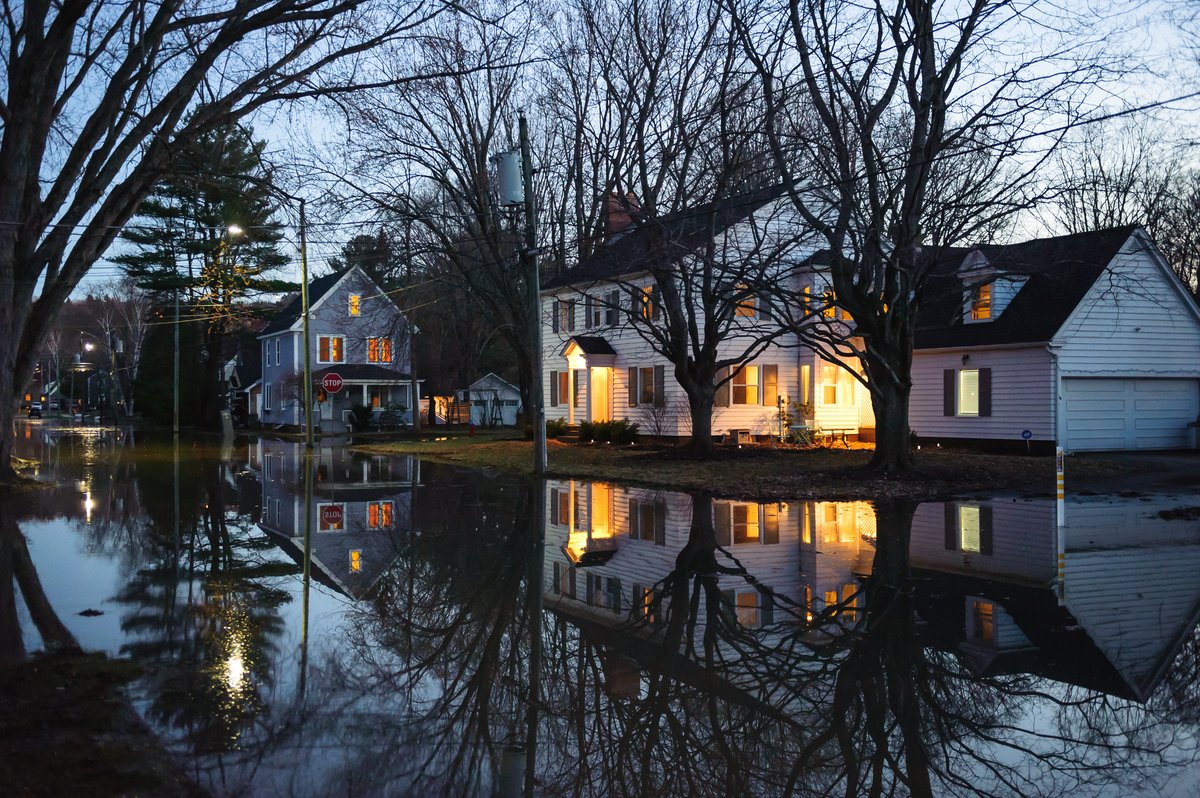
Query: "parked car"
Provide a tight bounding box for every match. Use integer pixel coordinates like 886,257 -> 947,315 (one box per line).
27,402 -> 42,418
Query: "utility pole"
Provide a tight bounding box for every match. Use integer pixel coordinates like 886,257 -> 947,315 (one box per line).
299,198 -> 314,450
519,112 -> 547,476
406,219 -> 420,433
173,286 -> 180,435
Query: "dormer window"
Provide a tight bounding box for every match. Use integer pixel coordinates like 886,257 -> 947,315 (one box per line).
349,294 -> 361,316
970,283 -> 991,320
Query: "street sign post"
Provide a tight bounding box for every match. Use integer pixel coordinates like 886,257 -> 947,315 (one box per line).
321,373 -> 344,394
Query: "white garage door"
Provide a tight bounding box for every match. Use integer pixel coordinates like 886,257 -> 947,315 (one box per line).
1062,378 -> 1199,451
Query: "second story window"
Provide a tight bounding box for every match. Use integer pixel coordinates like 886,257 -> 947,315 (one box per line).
368,501 -> 393,528
735,283 -> 756,317
552,298 -> 575,333
349,294 -> 361,316
970,283 -> 992,320
638,285 -> 658,320
367,337 -> 392,363
318,335 -> 344,363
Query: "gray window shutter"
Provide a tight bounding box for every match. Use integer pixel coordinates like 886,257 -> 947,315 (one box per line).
651,286 -> 661,320
550,489 -> 560,525
628,498 -> 639,537
980,505 -> 994,555
584,295 -> 593,329
762,364 -> 778,406
714,503 -> 731,547
606,291 -> 619,325
762,504 -> 779,544
627,367 -> 638,407
550,370 -> 559,407
552,562 -> 560,594
979,368 -> 992,417
653,365 -> 665,407
715,367 -> 730,408
760,589 -> 775,625
943,369 -> 955,416
552,302 -> 559,333
944,502 -> 957,550
654,498 -> 666,545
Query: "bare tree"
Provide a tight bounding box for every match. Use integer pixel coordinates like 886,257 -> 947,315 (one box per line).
0,0 -> 460,480
729,0 -> 1126,472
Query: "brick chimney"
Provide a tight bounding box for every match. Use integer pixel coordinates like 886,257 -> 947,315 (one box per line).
604,191 -> 641,241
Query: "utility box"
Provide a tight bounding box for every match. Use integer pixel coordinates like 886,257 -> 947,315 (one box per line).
496,150 -> 523,206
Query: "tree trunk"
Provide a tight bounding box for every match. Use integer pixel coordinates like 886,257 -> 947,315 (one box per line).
867,380 -> 914,473
686,388 -> 716,456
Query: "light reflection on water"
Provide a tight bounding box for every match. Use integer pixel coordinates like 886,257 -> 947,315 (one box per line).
5,420 -> 1200,797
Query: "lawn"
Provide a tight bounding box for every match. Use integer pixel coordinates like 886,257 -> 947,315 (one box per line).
352,433 -> 1125,501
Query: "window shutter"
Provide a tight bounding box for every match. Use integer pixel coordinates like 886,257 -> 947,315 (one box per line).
979,505 -> 994,555
630,287 -> 638,315
550,489 -> 560,525
714,503 -> 731,547
944,502 -> 957,550
653,365 -> 665,407
654,498 -> 666,545
715,367 -> 730,407
979,368 -> 992,417
627,367 -> 638,407
943,369 -> 955,416
760,589 -> 775,625
760,294 -> 773,322
584,296 -> 593,329
628,498 -> 639,537
762,504 -> 779,544
550,370 -> 559,407
651,286 -> 661,320
762,365 -> 778,406
568,300 -> 576,332
552,302 -> 559,333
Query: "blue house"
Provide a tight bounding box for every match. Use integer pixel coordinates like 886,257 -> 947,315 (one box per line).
257,265 -> 421,431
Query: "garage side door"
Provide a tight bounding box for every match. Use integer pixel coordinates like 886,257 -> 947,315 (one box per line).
1062,378 -> 1199,451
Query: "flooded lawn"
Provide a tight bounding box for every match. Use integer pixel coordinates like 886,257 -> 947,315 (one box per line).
5,420 -> 1200,796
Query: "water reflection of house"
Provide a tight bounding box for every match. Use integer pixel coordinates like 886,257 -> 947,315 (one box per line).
254,438 -> 417,599
544,480 -> 1200,703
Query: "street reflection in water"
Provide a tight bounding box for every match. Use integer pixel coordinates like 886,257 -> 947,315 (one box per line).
5,421 -> 1200,796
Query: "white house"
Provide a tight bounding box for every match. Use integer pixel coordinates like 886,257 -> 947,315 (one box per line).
540,186 -> 876,442
258,265 -> 423,432
458,372 -> 522,427
910,225 -> 1200,452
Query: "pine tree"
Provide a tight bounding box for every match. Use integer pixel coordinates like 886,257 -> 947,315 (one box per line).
113,123 -> 292,428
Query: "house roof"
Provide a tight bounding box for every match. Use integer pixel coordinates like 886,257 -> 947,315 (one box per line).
542,184 -> 787,291
563,335 -> 617,356
467,372 -> 520,393
314,364 -> 415,382
261,267 -> 351,335
915,225 -> 1140,349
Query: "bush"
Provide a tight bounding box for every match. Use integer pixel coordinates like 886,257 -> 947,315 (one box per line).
349,403 -> 373,431
546,418 -> 570,439
578,421 -> 595,442
585,419 -> 639,445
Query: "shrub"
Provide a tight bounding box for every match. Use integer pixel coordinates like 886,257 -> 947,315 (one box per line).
578,421 -> 595,442
591,419 -> 639,445
545,418 -> 570,439
349,403 -> 373,431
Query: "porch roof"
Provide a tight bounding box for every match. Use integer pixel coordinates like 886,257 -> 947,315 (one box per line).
314,364 -> 420,383
562,335 -> 617,356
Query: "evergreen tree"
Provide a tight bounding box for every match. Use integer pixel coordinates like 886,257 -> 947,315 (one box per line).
113,123 -> 292,428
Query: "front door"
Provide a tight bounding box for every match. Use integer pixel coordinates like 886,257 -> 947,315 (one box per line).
590,367 -> 611,422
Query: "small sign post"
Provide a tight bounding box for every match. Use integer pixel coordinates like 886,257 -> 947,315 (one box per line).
1021,428 -> 1032,454
1055,445 -> 1066,605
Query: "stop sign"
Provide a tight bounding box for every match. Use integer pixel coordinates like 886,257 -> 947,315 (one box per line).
321,372 -> 344,393
320,504 -> 344,527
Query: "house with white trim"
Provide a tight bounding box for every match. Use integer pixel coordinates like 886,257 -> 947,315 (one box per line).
540,186 -> 876,442
459,372 -> 522,427
911,225 -> 1200,452
258,265 -> 422,432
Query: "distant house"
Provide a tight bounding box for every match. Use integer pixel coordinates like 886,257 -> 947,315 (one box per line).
226,335 -> 263,423
258,265 -> 422,432
912,226 -> 1200,452
458,372 -> 522,427
540,186 -> 875,442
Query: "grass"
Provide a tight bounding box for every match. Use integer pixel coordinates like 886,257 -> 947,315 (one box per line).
0,650 -> 207,798
352,433 -> 1126,501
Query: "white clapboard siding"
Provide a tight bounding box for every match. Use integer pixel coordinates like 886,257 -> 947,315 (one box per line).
1053,243 -> 1200,379
910,346 -> 1055,441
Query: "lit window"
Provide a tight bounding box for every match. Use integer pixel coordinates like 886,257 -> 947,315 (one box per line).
732,504 -> 760,543
958,369 -> 979,416
822,290 -> 841,320
735,592 -> 760,627
639,286 -> 656,320
970,283 -> 991,320
972,600 -> 995,643
349,550 -> 362,573
959,505 -> 981,552
732,365 -> 759,405
349,295 -> 361,316
822,364 -> 838,405
318,336 -> 344,363
558,299 -> 575,332
735,284 -> 756,317
368,337 -> 392,363
368,501 -> 394,528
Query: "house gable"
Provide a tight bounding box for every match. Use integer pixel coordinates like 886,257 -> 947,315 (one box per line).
1052,230 -> 1200,377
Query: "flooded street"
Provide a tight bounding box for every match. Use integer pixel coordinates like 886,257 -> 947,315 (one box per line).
6,420 -> 1200,797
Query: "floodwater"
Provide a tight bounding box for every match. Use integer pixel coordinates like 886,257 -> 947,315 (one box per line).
6,420 -> 1200,797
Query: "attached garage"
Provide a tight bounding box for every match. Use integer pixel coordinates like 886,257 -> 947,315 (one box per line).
1061,378 -> 1200,452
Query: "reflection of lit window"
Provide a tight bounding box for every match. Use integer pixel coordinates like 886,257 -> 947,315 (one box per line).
970,283 -> 991,320
821,503 -> 838,543
590,484 -> 612,538
733,504 -> 759,543
824,590 -> 839,615
804,585 -> 814,622
736,592 -> 760,627
350,549 -> 363,573
972,600 -> 994,643
368,501 -> 393,528
842,584 -> 858,621
960,505 -> 981,552
349,294 -> 361,316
